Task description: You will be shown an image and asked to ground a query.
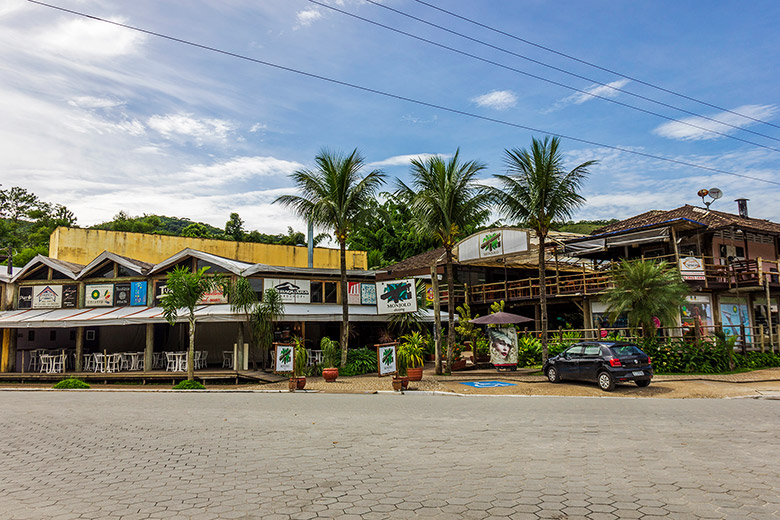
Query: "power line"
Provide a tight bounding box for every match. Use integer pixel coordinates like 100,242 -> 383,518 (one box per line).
26,0 -> 780,187
411,0 -> 780,132
312,0 -> 780,154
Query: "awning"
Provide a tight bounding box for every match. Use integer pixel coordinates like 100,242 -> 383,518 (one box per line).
606,227 -> 669,248
0,304 -> 445,328
563,238 -> 606,255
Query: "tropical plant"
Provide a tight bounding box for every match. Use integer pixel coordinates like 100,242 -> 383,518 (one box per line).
252,288 -> 285,370
53,378 -> 89,389
398,331 -> 426,369
487,300 -> 506,329
173,379 -> 205,390
292,336 -> 308,378
340,347 -> 377,376
455,303 -> 481,344
486,136 -> 596,364
275,149 -> 385,366
603,259 -> 690,337
160,266 -> 222,381
474,337 -> 490,358
398,149 -> 490,374
223,276 -> 258,370
321,337 -> 341,369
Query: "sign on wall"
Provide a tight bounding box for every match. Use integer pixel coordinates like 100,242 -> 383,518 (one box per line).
114,283 -> 131,307
131,281 -> 147,306
32,285 -> 62,309
154,281 -> 168,303
62,285 -> 78,308
457,229 -> 529,262
85,284 -> 113,307
275,344 -> 295,373
18,287 -> 32,309
376,344 -> 397,376
376,279 -> 417,314
198,287 -> 228,305
679,256 -> 706,281
347,282 -> 361,305
360,283 -> 377,305
265,279 -> 311,304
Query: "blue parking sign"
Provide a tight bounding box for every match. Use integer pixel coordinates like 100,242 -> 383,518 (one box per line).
460,381 -> 516,388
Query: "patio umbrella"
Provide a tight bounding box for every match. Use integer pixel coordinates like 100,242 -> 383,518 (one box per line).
469,311 -> 534,325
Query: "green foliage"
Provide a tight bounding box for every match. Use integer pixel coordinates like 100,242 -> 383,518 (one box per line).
516,334 -> 567,367
225,212 -> 246,241
181,222 -> 215,238
551,219 -> 618,234
398,331 -> 426,369
321,337 -> 341,369
293,337 -> 308,378
474,337 -> 490,357
340,347 -> 377,376
486,300 -> 506,329
173,379 -> 206,390
549,329 -> 582,351
53,378 -> 90,389
455,303 -> 481,343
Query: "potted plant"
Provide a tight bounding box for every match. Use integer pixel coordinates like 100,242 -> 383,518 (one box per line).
450,344 -> 467,371
291,336 -> 308,390
399,331 -> 426,382
475,337 -> 490,363
394,350 -> 409,390
321,337 -> 340,383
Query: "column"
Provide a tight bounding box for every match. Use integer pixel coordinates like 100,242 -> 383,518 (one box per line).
1,328 -> 17,372
144,323 -> 154,372
75,326 -> 84,372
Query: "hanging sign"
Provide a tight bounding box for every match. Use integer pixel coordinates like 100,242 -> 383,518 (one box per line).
114,283 -> 131,307
18,287 -> 32,309
154,281 -> 168,303
130,281 -> 147,306
274,343 -> 295,373
265,279 -> 311,304
376,344 -> 397,376
488,327 -> 518,368
85,284 -> 113,307
32,285 -> 62,309
347,282 -> 361,304
679,256 -> 706,281
360,283 -> 377,305
376,279 -> 417,314
62,284 -> 79,308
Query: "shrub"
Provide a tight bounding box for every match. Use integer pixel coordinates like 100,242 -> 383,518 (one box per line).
53,378 -> 90,389
340,347 -> 377,376
321,337 -> 341,369
173,380 -> 205,390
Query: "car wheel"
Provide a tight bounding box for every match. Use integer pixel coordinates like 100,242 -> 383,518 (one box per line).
547,366 -> 561,383
635,379 -> 650,388
597,371 -> 615,392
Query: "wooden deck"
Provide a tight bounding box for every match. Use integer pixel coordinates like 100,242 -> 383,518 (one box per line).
0,369 -> 286,385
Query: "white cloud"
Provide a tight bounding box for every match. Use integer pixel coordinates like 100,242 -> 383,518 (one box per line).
249,122 -> 267,132
147,113 -> 236,145
368,153 -> 451,168
471,90 -> 517,110
179,156 -> 304,187
68,96 -> 125,109
38,17 -> 145,59
559,79 -> 631,106
653,104 -> 778,141
295,8 -> 322,28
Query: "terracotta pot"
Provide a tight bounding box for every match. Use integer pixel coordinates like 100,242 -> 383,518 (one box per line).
322,367 -> 339,383
401,376 -> 409,389
391,377 -> 403,391
407,367 -> 423,381
451,359 -> 468,371
296,377 -> 306,390
288,378 -> 297,392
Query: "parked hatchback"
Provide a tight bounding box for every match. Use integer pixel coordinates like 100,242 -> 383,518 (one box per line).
543,341 -> 653,391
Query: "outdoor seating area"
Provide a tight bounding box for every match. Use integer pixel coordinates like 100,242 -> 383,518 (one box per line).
23,349 -> 214,374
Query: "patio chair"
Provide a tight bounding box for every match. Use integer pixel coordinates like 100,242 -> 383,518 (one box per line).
93,353 -> 104,373
153,352 -> 164,369
165,352 -> 177,372
193,351 -> 202,370
39,354 -> 51,373
83,354 -> 94,372
222,350 -> 233,369
28,350 -> 40,372
199,350 -> 208,369
49,354 -> 64,374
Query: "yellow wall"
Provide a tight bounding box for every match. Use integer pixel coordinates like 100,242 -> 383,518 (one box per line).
49,227 -> 367,269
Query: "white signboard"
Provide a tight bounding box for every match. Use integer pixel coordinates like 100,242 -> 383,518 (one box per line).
377,345 -> 397,376
85,284 -> 114,307
376,279 -> 417,315
478,230 -> 503,257
457,228 -> 529,262
32,285 -> 62,309
679,256 -> 705,281
265,279 -> 311,304
275,344 -> 295,373
347,282 -> 361,305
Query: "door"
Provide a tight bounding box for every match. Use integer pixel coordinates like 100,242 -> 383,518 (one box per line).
578,344 -> 603,381
557,346 -> 583,379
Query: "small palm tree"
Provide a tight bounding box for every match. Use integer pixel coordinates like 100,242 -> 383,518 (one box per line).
224,277 -> 259,370
487,136 -> 596,363
160,266 -> 222,381
398,150 -> 490,374
252,288 -> 285,370
275,149 -> 385,366
604,259 -> 690,337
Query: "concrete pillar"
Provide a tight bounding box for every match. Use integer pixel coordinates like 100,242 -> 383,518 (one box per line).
75,326 -> 84,372
235,324 -> 244,372
144,323 -> 154,372
1,328 -> 17,372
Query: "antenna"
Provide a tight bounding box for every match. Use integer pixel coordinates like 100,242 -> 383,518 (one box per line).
698,188 -> 722,209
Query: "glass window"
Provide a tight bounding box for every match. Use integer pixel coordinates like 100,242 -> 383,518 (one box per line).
610,344 -> 643,356
249,278 -> 263,300
324,282 -> 338,303
564,346 -> 583,358
583,345 -> 601,357
117,265 -> 137,278
310,281 -> 323,303
196,259 -> 229,273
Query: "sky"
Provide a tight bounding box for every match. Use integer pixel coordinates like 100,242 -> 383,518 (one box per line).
1,0 -> 780,238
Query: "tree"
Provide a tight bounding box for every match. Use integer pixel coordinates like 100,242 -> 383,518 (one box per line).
223,276 -> 258,370
225,212 -> 245,241
398,150 -> 490,374
276,149 -> 385,366
603,259 -> 689,337
0,186 -> 42,223
487,136 -> 596,363
160,266 -> 222,381
182,222 -> 215,238
252,288 -> 285,370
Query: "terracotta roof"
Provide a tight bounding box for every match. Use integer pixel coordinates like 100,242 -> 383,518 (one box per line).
381,247 -> 449,276
591,205 -> 780,236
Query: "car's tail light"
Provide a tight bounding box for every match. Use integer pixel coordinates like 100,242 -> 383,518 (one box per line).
609,358 -> 622,367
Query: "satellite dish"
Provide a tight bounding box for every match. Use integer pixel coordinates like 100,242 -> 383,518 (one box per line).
709,187 -> 723,200
697,189 -> 709,198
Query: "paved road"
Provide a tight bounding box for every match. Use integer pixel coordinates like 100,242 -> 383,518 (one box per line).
1,392 -> 779,519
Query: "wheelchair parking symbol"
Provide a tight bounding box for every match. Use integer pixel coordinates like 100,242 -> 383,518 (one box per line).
460,381 -> 516,388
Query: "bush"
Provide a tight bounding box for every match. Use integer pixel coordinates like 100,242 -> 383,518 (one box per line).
638,337 -> 780,374
173,380 -> 205,390
515,335 -> 567,367
53,378 -> 90,389
340,347 -> 377,376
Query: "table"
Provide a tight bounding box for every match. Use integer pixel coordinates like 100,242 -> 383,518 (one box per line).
124,352 -> 143,371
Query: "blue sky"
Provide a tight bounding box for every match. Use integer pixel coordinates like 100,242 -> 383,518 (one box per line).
1,0 -> 779,236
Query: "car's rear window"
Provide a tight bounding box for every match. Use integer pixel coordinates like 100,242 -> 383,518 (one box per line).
610,345 -> 644,356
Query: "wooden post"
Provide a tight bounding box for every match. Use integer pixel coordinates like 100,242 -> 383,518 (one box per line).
554,249 -> 561,295
235,324 -> 244,372
75,326 -> 84,372
144,323 -> 154,372
740,325 -> 747,355
766,277 -> 774,353
464,283 -> 470,306
670,226 -> 680,264
1,328 -> 17,373
431,263 -> 443,375
759,324 -> 765,353
61,348 -> 66,373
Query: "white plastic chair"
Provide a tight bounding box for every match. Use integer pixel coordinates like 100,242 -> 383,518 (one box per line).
105,354 -> 120,373
165,352 -> 177,372
39,354 -> 51,373
199,350 -> 208,369
93,353 -> 104,373
28,350 -> 40,372
49,354 -> 64,374
153,352 -> 164,369
222,351 -> 233,369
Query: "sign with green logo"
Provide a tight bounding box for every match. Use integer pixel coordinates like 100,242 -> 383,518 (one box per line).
85,284 -> 113,307
275,344 -> 295,373
376,344 -> 397,376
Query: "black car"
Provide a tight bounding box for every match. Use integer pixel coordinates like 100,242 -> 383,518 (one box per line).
543,341 -> 653,391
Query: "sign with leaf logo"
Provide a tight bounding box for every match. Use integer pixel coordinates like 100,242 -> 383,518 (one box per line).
376,344 -> 397,376
275,344 -> 295,373
375,279 -> 417,315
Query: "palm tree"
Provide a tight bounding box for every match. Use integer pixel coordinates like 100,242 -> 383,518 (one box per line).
398,150 -> 490,374
603,259 -> 689,337
223,276 -> 258,370
487,136 -> 596,363
275,149 -> 385,366
252,288 -> 285,370
160,266 -> 222,381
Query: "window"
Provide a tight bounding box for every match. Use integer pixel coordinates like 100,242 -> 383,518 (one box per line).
610,344 -> 643,356
564,346 -> 583,358
117,265 -> 137,277
582,345 -> 601,357
196,259 -> 229,274
25,267 -> 49,281
249,278 -> 264,300
310,281 -> 339,304
95,262 -> 115,278
324,282 -> 338,303
28,330 -> 35,341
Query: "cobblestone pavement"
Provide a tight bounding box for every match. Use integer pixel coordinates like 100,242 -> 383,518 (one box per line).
1,392 -> 780,519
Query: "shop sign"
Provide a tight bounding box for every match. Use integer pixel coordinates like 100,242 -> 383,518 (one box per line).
265,278 -> 310,304
154,281 -> 168,303
275,344 -> 294,373
114,283 -> 131,307
425,283 -> 434,303
360,283 -> 376,305
347,282 -> 361,305
62,285 -> 79,308
458,228 -> 528,262
679,256 -> 706,281
376,279 -> 417,315
130,281 -> 147,306
376,344 -> 397,376
198,287 -> 228,305
85,284 -> 113,307
32,285 -> 62,309
18,287 -> 32,309
488,327 -> 518,367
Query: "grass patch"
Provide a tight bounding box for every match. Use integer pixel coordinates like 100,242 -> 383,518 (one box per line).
53,378 -> 90,389
173,379 -> 205,390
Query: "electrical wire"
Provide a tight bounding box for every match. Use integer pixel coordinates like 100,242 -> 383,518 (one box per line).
311,0 -> 780,154
411,0 -> 780,131
25,0 -> 780,187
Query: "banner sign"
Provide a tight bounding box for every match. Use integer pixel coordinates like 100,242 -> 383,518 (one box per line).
18,287 -> 32,309
265,279 -> 310,304
376,279 -> 417,314
347,282 -> 361,305
33,285 -> 62,309
62,285 -> 79,308
275,344 -> 294,373
376,344 -> 397,376
198,287 -> 228,305
679,256 -> 706,281
131,281 -> 147,306
154,281 -> 168,303
114,283 -> 131,307
488,327 -> 518,367
458,228 -> 529,262
85,284 -> 113,307
479,230 -> 503,257
360,283 -> 376,305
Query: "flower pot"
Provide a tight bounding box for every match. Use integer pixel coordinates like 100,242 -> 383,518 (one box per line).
451,359 -> 468,371
288,378 -> 297,392
296,377 -> 307,390
401,376 -> 409,390
407,367 -> 424,381
391,377 -> 403,391
322,367 -> 339,382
